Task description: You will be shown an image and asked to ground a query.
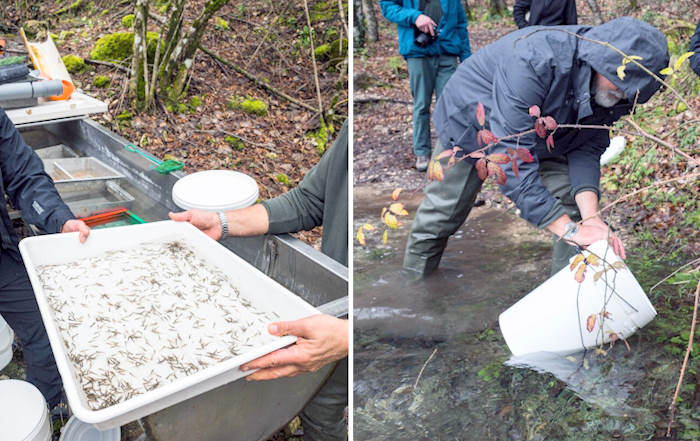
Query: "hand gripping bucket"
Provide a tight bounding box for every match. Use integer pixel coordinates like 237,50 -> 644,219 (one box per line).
0,314 -> 14,371
499,240 -> 656,356
0,380 -> 51,441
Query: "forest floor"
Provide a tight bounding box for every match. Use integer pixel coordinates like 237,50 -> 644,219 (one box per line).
1,0 -> 347,440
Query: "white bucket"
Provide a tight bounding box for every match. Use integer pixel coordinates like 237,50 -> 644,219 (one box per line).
499,240 -> 656,356
600,136 -> 626,165
0,314 -> 14,371
0,379 -> 51,441
58,416 -> 120,441
172,170 -> 259,212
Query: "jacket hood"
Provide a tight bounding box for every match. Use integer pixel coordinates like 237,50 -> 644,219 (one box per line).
578,17 -> 669,104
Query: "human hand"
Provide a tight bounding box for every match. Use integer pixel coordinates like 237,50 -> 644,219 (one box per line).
415,14 -> 437,35
240,315 -> 348,381
571,222 -> 626,259
169,210 -> 222,240
61,219 -> 90,243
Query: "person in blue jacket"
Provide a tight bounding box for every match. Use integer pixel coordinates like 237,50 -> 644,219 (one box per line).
690,19 -> 700,76
404,17 -> 669,276
380,0 -> 470,172
0,109 -> 89,413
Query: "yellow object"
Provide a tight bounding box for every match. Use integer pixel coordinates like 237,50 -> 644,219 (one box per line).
19,27 -> 74,101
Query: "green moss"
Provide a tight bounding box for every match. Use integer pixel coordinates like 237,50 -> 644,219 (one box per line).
121,14 -> 134,28
50,33 -> 59,42
90,32 -> 160,62
100,9 -> 109,16
276,173 -> 290,185
58,30 -> 75,42
62,54 -> 87,73
311,1 -> 335,22
116,110 -> 133,121
330,38 -> 348,59
93,75 -> 110,88
307,120 -> 334,155
57,0 -> 85,15
165,102 -> 188,114
314,43 -> 331,58
189,96 -> 202,109
214,17 -> 229,31
224,135 -> 245,151
228,97 -> 268,116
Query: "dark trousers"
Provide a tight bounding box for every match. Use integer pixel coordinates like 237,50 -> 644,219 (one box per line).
407,55 -> 459,157
0,250 -> 62,407
300,357 -> 348,441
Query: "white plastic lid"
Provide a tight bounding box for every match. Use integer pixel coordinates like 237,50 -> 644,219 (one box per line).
59,416 -> 120,441
0,380 -> 47,441
172,170 -> 259,212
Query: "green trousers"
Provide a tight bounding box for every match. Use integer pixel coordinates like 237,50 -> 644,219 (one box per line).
300,358 -> 348,441
404,150 -> 580,276
407,55 -> 459,157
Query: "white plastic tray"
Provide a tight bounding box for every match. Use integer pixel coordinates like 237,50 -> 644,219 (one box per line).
19,220 -> 319,429
5,91 -> 108,126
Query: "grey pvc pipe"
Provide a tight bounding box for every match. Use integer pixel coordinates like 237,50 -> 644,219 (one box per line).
0,80 -> 64,101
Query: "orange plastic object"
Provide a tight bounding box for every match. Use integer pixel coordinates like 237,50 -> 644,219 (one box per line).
80,207 -> 128,227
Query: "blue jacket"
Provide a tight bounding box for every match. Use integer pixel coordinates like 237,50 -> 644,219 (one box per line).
0,109 -> 74,259
690,19 -> 700,76
380,0 -> 471,61
433,18 -> 669,226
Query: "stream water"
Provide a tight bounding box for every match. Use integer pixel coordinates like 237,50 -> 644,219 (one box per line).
353,186 -> 683,441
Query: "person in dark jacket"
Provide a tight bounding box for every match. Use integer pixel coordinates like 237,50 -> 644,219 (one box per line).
380,0 -> 471,172
513,0 -> 577,29
690,19 -> 700,76
404,17 -> 669,276
170,121 -> 349,441
0,109 -> 90,410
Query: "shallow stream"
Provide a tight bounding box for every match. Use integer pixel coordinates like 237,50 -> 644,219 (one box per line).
353,185 -> 689,441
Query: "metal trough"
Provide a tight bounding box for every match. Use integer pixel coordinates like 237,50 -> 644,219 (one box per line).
17,117 -> 348,441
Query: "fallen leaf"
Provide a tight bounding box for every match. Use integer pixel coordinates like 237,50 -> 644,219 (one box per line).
586,313 -> 596,332
382,230 -> 388,244
362,223 -> 376,231
389,203 -> 408,216
384,213 -> 399,229
392,188 -> 402,201
356,227 -> 366,246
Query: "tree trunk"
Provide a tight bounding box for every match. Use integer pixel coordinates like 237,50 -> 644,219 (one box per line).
128,0 -> 148,109
362,0 -> 378,43
488,0 -> 507,17
353,0 -> 366,49
584,0 -> 604,25
159,0 -> 229,104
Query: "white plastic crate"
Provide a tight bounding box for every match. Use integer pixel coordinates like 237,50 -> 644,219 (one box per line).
19,220 -> 319,429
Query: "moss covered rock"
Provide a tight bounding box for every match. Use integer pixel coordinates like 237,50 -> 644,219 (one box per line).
62,54 -> 87,73
116,110 -> 133,121
90,32 -> 160,62
93,75 -> 110,88
228,97 -> 268,116
314,43 -> 331,58
122,14 -> 135,29
276,173 -> 290,185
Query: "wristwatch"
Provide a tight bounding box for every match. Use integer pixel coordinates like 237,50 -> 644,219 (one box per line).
562,221 -> 578,240
217,211 -> 228,240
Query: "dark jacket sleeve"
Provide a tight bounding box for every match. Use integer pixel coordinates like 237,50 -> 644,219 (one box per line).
487,58 -> 563,226
456,0 -> 471,61
512,0 -> 531,29
565,129 -> 607,198
0,109 -> 74,233
690,19 -> 700,76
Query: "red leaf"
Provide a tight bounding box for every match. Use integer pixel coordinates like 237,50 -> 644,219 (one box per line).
487,162 -> 506,185
486,153 -> 510,164
475,158 -> 487,180
512,156 -> 519,177
575,263 -> 587,283
534,118 -> 546,138
468,151 -> 485,159
477,130 -> 484,146
586,314 -> 596,332
479,129 -> 498,146
528,105 -> 541,118
476,102 -> 485,127
543,116 -> 557,130
432,160 -> 444,181
546,134 -> 555,151
516,148 -> 534,163
436,149 -> 454,160
506,147 -> 516,156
